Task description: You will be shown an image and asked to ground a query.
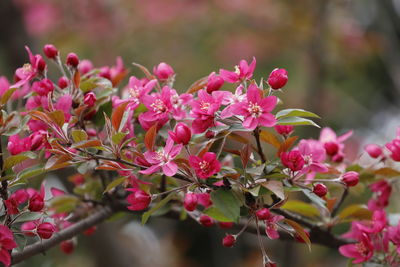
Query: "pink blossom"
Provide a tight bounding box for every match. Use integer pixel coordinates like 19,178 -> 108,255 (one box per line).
386,139 -> 400,161
267,68 -> 288,90
364,144 -> 383,159
0,225 -> 17,266
126,77 -> 157,109
139,138 -> 182,176
78,60 -> 94,75
341,171 -> 359,187
319,127 -> 353,161
12,46 -> 45,88
206,72 -> 224,93
126,188 -> 151,211
37,222 -> 56,239
280,150 -> 305,172
7,135 -> 32,155
219,85 -> 246,119
368,180 -> 392,211
153,62 -> 174,81
190,90 -> 222,133
263,213 -> 284,239
388,221 -> 400,253
184,193 -> 198,211
219,57 -> 256,83
66,53 -> 79,67
55,94 -> 73,121
169,122 -> 191,145
222,235 -> 236,247
296,139 -> 328,179
356,210 -> 387,234
32,79 -> 54,96
196,193 -> 212,208
84,92 -> 96,107
339,233 -> 374,264
43,44 -> 58,59
274,125 -> 294,136
189,152 -> 221,179
170,89 -> 192,120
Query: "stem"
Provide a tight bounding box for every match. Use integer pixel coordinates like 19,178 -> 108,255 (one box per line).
0,139 -> 10,225
331,187 -> 349,217
253,127 -> 266,163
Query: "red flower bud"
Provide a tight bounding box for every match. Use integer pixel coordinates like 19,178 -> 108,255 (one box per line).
256,208 -> 271,220
267,68 -> 288,90
60,240 -> 74,254
206,73 -> 224,93
21,221 -> 36,236
66,53 -> 79,68
313,183 -> 327,197
332,153 -> 344,163
342,171 -> 359,187
365,144 -> 383,159
43,44 -> 58,59
324,142 -> 339,156
222,234 -> 236,247
218,222 -> 234,229
183,193 -> 198,212
205,130 -> 215,139
37,222 -> 56,239
84,92 -> 96,107
199,215 -> 214,227
126,189 -> 151,211
280,151 -> 305,172
28,193 -> 44,212
274,125 -> 294,136
169,123 -> 191,145
37,57 -> 46,72
83,226 -> 97,236
153,62 -> 174,81
58,77 -> 69,89
79,59 -> 93,75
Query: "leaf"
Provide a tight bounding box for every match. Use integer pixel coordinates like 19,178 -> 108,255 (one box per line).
277,117 -> 320,128
50,195 -> 79,213
260,130 -> 281,149
71,130 -> 88,143
94,102 -> 113,127
132,62 -> 154,80
142,193 -> 176,224
337,204 -> 372,221
261,180 -> 285,199
112,132 -> 127,146
284,219 -> 312,251
3,151 -> 37,170
111,102 -> 129,131
103,177 -> 127,194
73,70 -> 81,88
1,87 -> 17,105
118,108 -> 131,132
48,110 -> 65,127
276,109 -> 320,119
278,136 -> 298,155
14,165 -> 45,184
72,140 -> 102,149
13,212 -> 42,223
240,144 -> 251,168
186,76 -> 208,94
145,123 -> 158,151
211,189 -> 241,222
373,167 -> 400,178
227,132 -> 250,144
280,200 -> 320,218
203,207 -> 232,222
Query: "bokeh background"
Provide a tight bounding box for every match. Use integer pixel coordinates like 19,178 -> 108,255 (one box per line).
1,0 -> 400,266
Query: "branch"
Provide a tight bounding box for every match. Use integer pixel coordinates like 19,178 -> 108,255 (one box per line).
253,127 -> 266,163
331,187 -> 348,217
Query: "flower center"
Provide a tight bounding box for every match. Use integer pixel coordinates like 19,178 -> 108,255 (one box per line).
155,150 -> 170,163
247,102 -> 263,117
199,160 -> 210,173
234,65 -> 240,75
356,242 -> 369,256
200,101 -> 211,111
130,88 -> 140,98
151,99 -> 167,114
23,63 -> 33,73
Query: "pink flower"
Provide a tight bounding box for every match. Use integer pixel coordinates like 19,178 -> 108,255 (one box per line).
7,135 -> 32,155
37,222 -> 56,239
21,221 -> 37,236
189,152 -> 221,179
263,212 -> 284,239
139,137 -> 182,176
341,171 -> 359,187
66,53 -> 79,67
55,94 -> 73,121
222,235 -> 236,247
296,139 -> 328,178
267,68 -> 288,90
169,122 -> 191,145
274,125 -> 294,136
368,180 -> 392,211
356,210 -> 387,234
28,189 -> 45,212
43,44 -> 58,59
126,189 -> 151,211
190,90 -> 222,133
153,62 -> 174,81
32,79 -> 54,96
280,150 -> 305,172
313,183 -> 328,197
170,89 -> 192,120
199,215 -> 214,227
339,233 -> 374,264
84,92 -> 96,107
386,139 -> 400,161
229,84 -> 277,130
196,193 -> 212,208
184,193 -> 198,212
319,127 -> 353,160
219,57 -> 256,83
219,85 -> 246,119
364,144 -> 383,159
388,221 -> 400,252
58,77 -> 69,89
127,77 -> 156,109
0,225 -> 17,266
206,72 -> 224,93
4,189 -> 29,215
256,208 -> 271,220
12,46 -> 45,88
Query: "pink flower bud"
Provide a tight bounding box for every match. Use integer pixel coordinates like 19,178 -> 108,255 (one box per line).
268,68 -> 288,90
32,79 -> 54,96
365,144 -> 382,158
324,142 -> 339,156
78,60 -> 93,75
199,215 -> 214,227
313,183 -> 327,197
37,57 -> 46,72
183,193 -> 198,212
222,235 -> 236,247
205,130 -> 215,139
218,222 -> 234,229
206,73 -> 224,93
43,44 -> 58,59
37,222 -> 56,239
29,131 -> 45,151
153,62 -> 174,81
84,92 -> 96,107
58,77 -> 69,89
342,171 -> 359,187
21,221 -> 37,236
169,123 -> 191,145
126,189 -> 151,211
256,208 -> 271,220
332,153 -> 344,163
60,240 -> 74,254
28,193 -> 44,212
274,125 -> 294,136
66,53 -> 79,67
280,151 -> 305,172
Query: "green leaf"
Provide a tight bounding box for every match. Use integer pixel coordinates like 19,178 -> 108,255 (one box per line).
261,180 -> 285,199
94,102 -> 113,127
277,117 -> 320,128
211,189 -> 241,222
1,87 -> 17,105
275,109 -> 320,119
14,234 -> 27,252
337,204 -> 372,221
141,193 -> 175,224
112,132 -> 127,146
281,200 -> 320,218
3,151 -> 37,170
72,130 -> 88,143
3,127 -> 22,136
203,207 -> 232,222
50,195 -> 79,213
12,165 -> 45,185
103,177 -> 126,194
13,212 -> 42,223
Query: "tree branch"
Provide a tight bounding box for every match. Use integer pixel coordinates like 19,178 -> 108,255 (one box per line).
253,127 -> 266,163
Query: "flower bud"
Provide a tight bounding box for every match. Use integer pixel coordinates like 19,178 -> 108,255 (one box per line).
183,193 -> 198,212
365,144 -> 382,159
66,53 -> 79,68
222,235 -> 236,247
21,221 -> 37,236
126,189 -> 151,211
60,240 -> 74,254
28,193 -> 44,212
332,153 -> 344,163
37,57 -> 46,72
324,142 -> 339,156
199,215 -> 214,227
267,68 -> 288,90
206,73 -> 224,93
313,183 -> 327,197
30,131 -> 45,151
58,77 -> 69,89
78,59 -> 93,75
43,44 -> 58,59
342,171 -> 359,187
256,208 -> 271,220
37,222 -> 56,239
169,123 -> 191,145
84,92 -> 96,107
83,226 -> 97,236
274,125 -> 294,136
153,62 -> 174,81
280,151 -> 305,172
218,222 -> 234,229
205,130 -> 215,139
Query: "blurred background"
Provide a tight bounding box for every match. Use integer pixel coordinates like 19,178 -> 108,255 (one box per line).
1,0 -> 400,266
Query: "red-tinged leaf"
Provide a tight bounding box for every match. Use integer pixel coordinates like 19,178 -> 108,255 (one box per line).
337,204 -> 372,222
186,76 -> 208,94
326,198 -> 337,213
111,102 -> 129,131
373,167 -> 400,177
48,110 -> 65,127
29,110 -> 53,125
227,132 -> 250,144
144,123 -> 158,151
74,70 -> 81,88
284,219 -> 312,251
240,144 -> 251,168
132,62 -> 155,80
111,69 -> 129,87
72,140 -> 102,149
261,180 -> 285,199
175,158 -> 192,176
260,130 -> 281,149
222,148 -> 241,156
198,141 -> 214,157
47,162 -> 72,171
277,136 -> 298,155
96,166 -> 120,171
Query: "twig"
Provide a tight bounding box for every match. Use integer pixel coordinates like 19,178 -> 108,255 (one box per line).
253,127 -> 266,163
331,187 -> 349,217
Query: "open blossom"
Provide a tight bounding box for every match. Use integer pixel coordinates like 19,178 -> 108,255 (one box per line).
126,76 -> 157,109
13,46 -> 46,88
280,150 -> 305,172
229,84 -> 277,130
355,210 -> 387,234
4,189 -> 29,215
296,139 -> 328,180
140,138 -> 182,176
100,57 -> 127,86
319,127 -> 352,161
219,85 -> 246,119
170,89 -> 192,120
368,180 -> 392,211
262,212 -> 284,239
190,90 -> 222,133
31,78 -> 54,96
219,57 -> 256,83
0,225 -> 17,266
339,233 -> 374,264
189,152 -> 221,179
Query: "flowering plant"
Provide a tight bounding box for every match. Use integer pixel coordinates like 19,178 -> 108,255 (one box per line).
0,45 -> 398,266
